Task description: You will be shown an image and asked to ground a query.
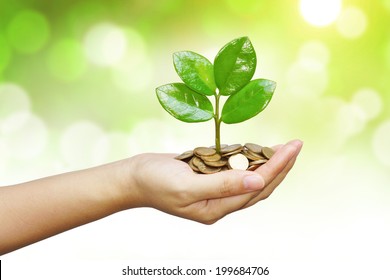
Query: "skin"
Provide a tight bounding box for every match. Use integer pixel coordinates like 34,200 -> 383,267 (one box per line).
0,139 -> 303,255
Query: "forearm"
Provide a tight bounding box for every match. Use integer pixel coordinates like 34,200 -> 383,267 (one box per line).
0,159 -> 133,255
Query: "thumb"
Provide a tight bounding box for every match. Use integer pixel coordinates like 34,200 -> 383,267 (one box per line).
189,170 -> 265,201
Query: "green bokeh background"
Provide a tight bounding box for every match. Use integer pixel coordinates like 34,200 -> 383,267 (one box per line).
1,1 -> 389,163
1,0 -> 390,145
1,0 -> 390,275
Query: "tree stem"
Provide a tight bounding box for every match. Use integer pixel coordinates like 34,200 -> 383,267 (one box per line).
214,94 -> 221,154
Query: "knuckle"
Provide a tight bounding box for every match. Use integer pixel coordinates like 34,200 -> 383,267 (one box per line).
202,219 -> 218,225
171,180 -> 193,204
261,191 -> 272,200
175,187 -> 190,202
202,208 -> 225,225
193,205 -> 222,225
219,176 -> 234,196
198,215 -> 219,225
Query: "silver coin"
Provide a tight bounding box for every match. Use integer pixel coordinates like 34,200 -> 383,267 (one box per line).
228,153 -> 249,170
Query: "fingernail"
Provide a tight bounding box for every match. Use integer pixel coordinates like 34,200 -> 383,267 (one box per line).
294,140 -> 303,152
294,139 -> 303,146
289,139 -> 303,147
243,174 -> 265,191
289,139 -> 303,152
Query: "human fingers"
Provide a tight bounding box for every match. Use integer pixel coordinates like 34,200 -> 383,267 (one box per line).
184,191 -> 260,224
178,140 -> 301,203
242,144 -> 302,208
271,144 -> 283,151
255,139 -> 303,186
259,142 -> 302,195
183,170 -> 265,202
181,145 -> 299,224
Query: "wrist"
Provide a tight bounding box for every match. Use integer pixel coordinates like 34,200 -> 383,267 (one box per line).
112,156 -> 144,211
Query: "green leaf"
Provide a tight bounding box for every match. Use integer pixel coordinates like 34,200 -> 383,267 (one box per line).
214,36 -> 257,96
156,83 -> 214,123
221,79 -> 276,124
173,51 -> 216,96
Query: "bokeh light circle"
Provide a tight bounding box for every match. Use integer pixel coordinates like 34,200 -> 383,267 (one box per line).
60,121 -> 109,168
286,60 -> 328,97
111,54 -> 153,93
6,9 -> 50,54
298,40 -> 330,70
300,0 -> 342,27
99,132 -> 130,162
0,111 -> 48,160
47,38 -> 87,82
110,28 -> 152,92
84,22 -> 127,66
336,6 -> 367,39
337,103 -> 367,136
351,88 -> 382,120
127,119 -> 179,154
0,83 -> 31,119
286,40 -> 330,97
372,120 -> 390,167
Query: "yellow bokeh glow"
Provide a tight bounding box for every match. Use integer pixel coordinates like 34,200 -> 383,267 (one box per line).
336,6 -> 367,39
300,0 -> 342,27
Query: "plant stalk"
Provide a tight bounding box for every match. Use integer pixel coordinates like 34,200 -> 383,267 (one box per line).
214,94 -> 222,154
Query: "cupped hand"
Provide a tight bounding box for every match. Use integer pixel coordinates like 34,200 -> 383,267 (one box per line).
123,139 -> 303,224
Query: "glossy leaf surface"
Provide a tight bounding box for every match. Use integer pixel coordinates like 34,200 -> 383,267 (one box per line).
173,51 -> 216,96
221,79 -> 276,124
214,36 -> 256,96
156,83 -> 214,123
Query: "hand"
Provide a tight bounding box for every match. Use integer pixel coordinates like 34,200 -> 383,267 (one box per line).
0,139 -> 302,254
122,139 -> 303,224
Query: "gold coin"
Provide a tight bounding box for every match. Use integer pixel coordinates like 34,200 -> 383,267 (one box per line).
222,150 -> 241,157
247,165 -> 259,171
262,147 -> 275,159
244,143 -> 262,154
221,166 -> 229,171
204,158 -> 228,167
174,150 -> 194,160
192,156 -> 205,168
189,157 -> 200,172
201,153 -> 221,162
221,144 -> 242,154
249,159 -> 268,165
194,147 -> 217,157
228,153 -> 249,170
209,144 -> 228,150
198,164 -> 221,174
177,143 -> 271,174
242,150 -> 263,161
192,156 -> 219,174
248,149 -> 267,160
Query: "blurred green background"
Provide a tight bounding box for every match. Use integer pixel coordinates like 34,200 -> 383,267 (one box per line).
1,0 -> 390,177
1,0 -> 390,275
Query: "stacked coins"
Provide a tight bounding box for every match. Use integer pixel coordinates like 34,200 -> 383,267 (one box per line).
175,143 -> 275,174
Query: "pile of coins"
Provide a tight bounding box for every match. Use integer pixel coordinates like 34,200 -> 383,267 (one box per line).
175,143 -> 275,174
